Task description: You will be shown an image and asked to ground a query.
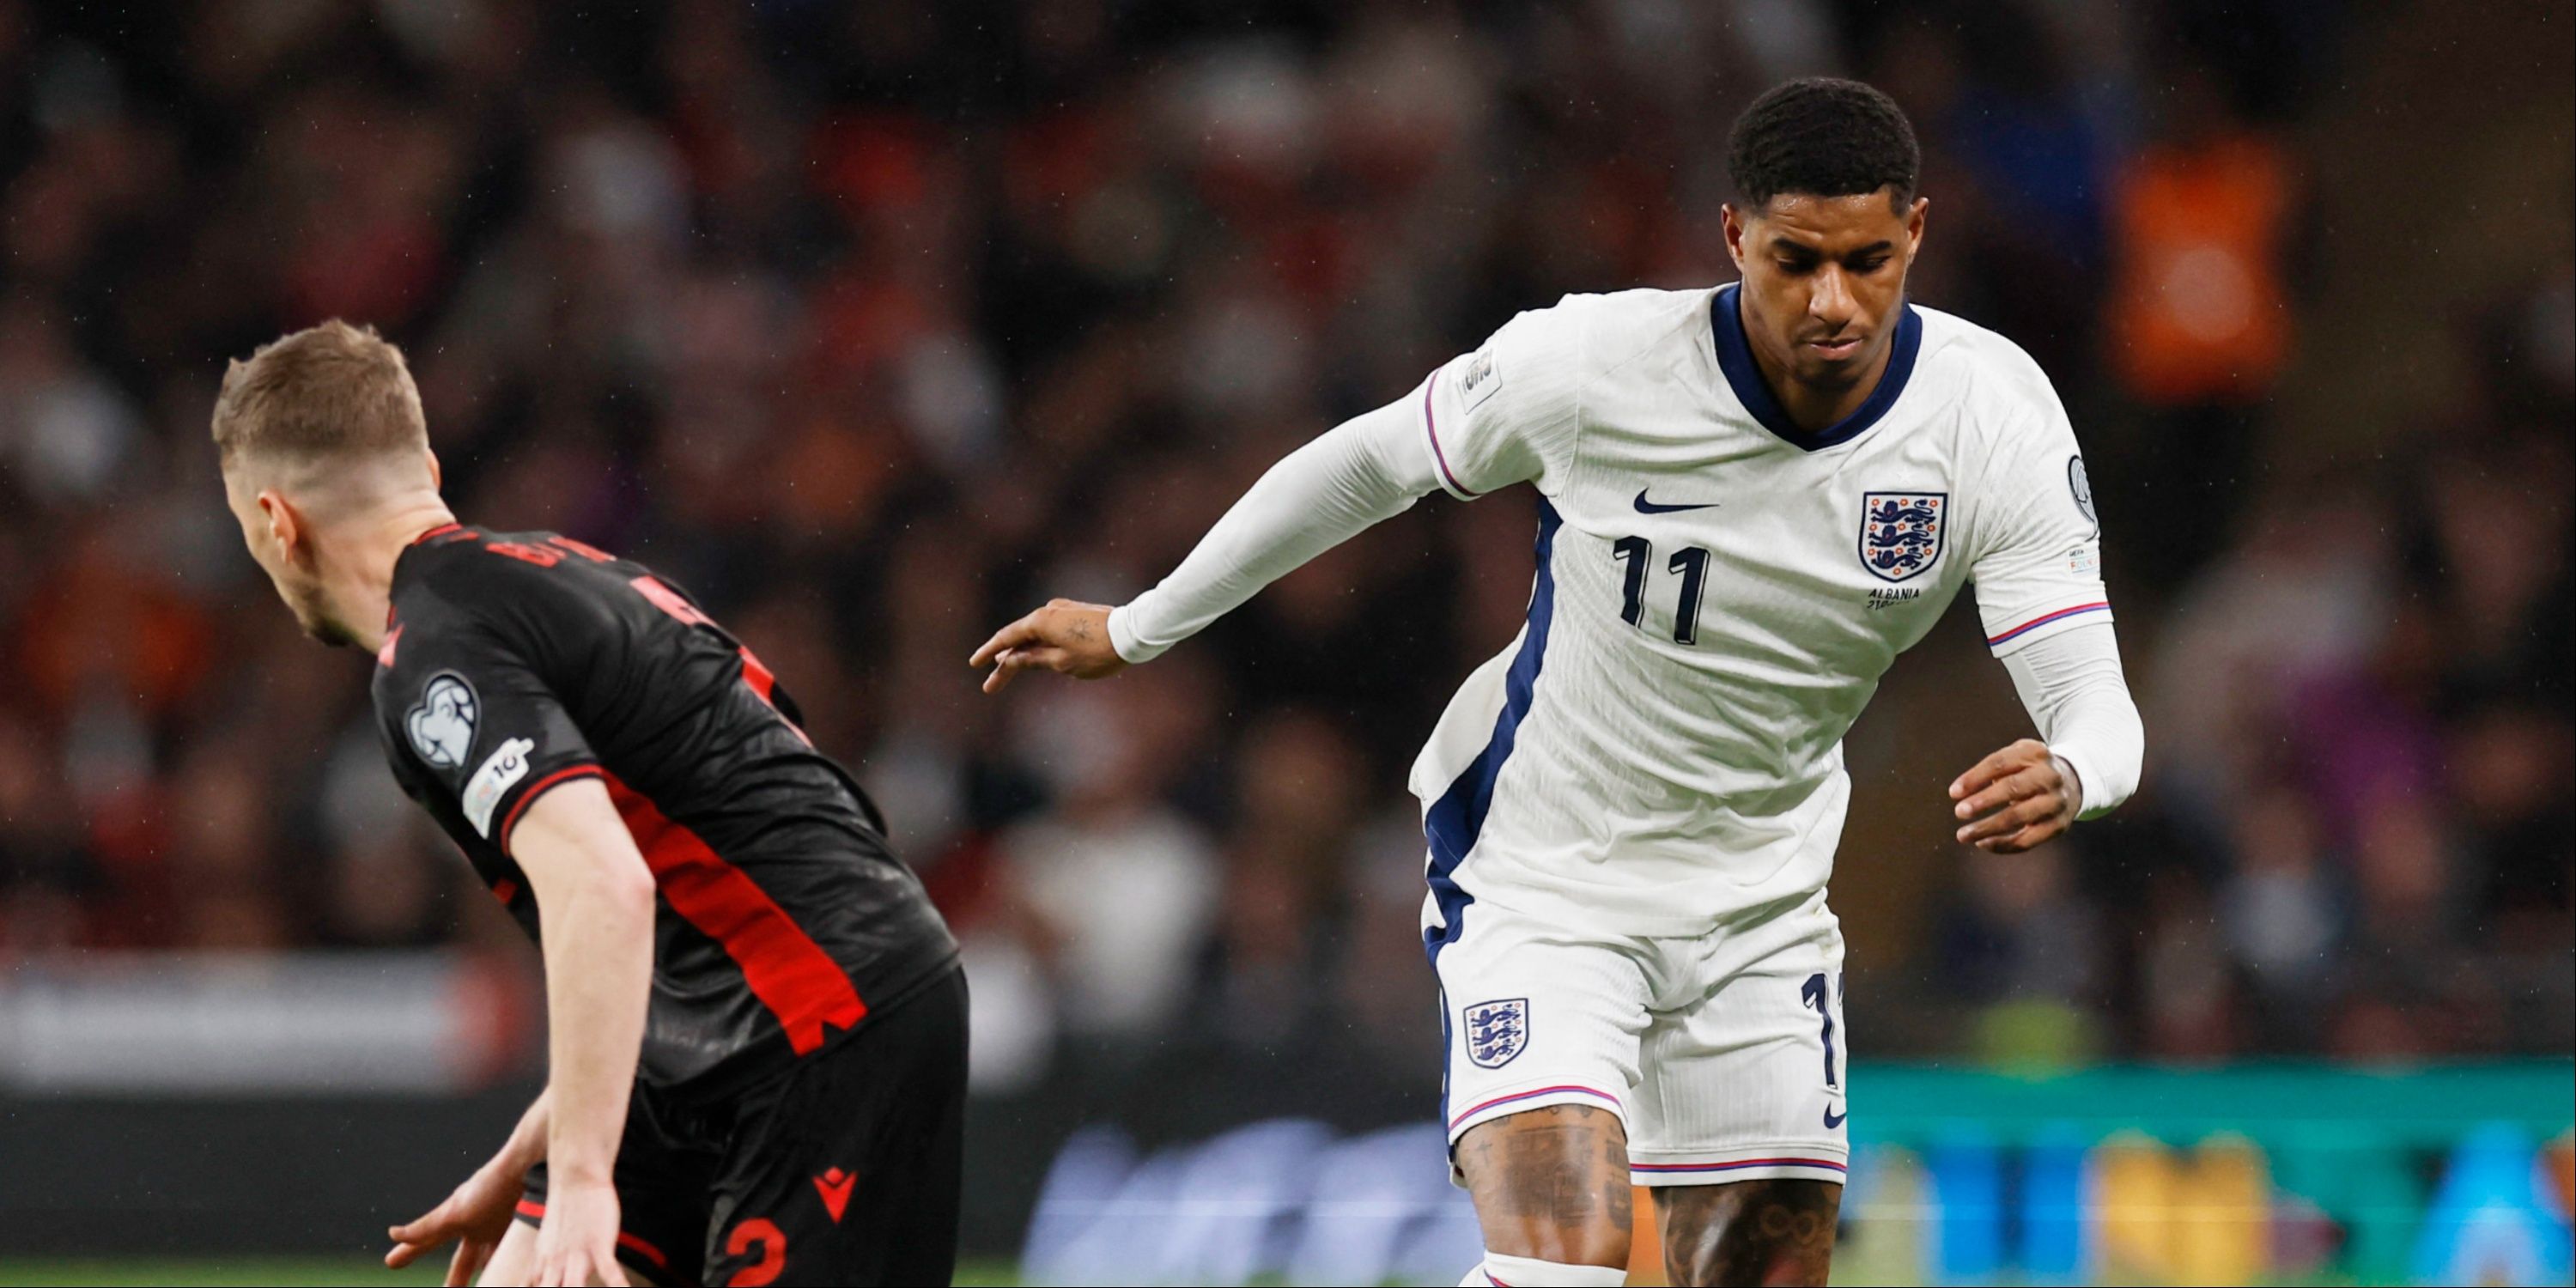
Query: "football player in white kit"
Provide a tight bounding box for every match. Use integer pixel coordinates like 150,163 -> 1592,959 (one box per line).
975,78 -> 2144,1286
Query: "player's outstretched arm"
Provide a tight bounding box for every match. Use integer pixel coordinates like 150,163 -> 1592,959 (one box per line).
1951,622 -> 2143,853
972,392 -> 1443,692
508,778 -> 659,1287
386,1090 -> 551,1285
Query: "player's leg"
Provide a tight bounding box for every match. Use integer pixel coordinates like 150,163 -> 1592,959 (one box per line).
505,1085 -> 714,1288
1626,891 -> 1850,1287
1433,904 -> 1654,1285
476,1217 -> 539,1286
1453,1105 -> 1635,1278
703,964 -> 969,1287
1655,1179 -> 1843,1285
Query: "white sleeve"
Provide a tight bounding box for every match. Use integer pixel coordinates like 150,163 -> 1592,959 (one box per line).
1106,393 -> 1439,663
1967,396 -> 2113,656
1999,621 -> 2143,819
1106,296 -> 1590,665
1418,297 -> 1589,499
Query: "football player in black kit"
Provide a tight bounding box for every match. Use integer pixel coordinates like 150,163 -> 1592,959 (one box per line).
211,320 -> 963,1287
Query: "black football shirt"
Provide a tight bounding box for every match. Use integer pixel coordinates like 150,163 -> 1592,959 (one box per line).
372,524 -> 957,1096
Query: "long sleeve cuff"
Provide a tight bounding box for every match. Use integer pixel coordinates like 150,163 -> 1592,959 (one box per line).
2000,620 -> 2143,820
1107,602 -> 1163,665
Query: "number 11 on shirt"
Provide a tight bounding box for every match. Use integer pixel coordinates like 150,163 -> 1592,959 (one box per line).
1611,537 -> 1713,645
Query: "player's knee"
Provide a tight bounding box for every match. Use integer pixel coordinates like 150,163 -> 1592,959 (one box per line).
1476,1200 -> 1631,1268
1516,1225 -> 1631,1271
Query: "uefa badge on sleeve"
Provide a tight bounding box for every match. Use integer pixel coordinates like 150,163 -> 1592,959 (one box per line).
405,672 -> 479,769
2068,454 -> 2098,536
1463,998 -> 1529,1069
1859,491 -> 1946,582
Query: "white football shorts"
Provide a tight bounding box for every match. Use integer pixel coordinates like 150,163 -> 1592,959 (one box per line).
1429,886 -> 1850,1186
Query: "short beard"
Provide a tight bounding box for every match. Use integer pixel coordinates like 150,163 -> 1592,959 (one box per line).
289,581 -> 361,649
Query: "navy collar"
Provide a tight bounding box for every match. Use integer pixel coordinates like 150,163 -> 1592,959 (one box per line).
1711,283 -> 1922,452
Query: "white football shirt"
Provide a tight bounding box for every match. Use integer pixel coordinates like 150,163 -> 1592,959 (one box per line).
1410,285 -> 2111,938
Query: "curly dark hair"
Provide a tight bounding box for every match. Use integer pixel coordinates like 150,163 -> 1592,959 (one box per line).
1726,77 -> 1921,210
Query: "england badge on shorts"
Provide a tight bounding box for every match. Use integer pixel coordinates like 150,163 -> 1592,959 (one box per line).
1463,998 -> 1528,1069
1860,491 -> 1947,582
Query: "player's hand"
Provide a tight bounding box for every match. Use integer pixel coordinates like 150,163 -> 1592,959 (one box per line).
970,598 -> 1127,694
386,1160 -> 520,1286
1948,738 -> 2082,854
530,1177 -> 628,1286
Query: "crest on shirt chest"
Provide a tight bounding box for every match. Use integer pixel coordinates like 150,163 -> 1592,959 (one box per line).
1859,491 -> 1947,583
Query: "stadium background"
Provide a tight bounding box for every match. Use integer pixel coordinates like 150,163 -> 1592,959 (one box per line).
0,0 -> 2567,1284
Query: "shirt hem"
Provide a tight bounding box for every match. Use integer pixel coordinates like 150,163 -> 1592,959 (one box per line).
646,945 -> 963,1109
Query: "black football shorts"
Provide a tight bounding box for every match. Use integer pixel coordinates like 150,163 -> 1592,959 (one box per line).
518,966 -> 966,1286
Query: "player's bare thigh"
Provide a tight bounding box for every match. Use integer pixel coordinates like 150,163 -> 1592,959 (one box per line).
1453,1103 -> 1634,1268
1656,1178 -> 1842,1287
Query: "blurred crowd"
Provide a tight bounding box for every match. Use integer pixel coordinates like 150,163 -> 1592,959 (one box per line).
0,0 -> 2566,1100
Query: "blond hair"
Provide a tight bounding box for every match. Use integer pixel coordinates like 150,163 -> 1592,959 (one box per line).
211,320 -> 428,468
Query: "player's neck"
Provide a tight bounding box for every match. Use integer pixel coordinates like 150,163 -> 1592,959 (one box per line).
1743,315 -> 1896,435
326,496 -> 458,652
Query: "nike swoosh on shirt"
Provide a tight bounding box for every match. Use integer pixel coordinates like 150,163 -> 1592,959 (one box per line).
1633,489 -> 1719,514
1823,1106 -> 1848,1129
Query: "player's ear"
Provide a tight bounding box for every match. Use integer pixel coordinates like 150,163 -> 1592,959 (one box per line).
425,447 -> 442,492
1722,203 -> 1749,269
259,489 -> 308,567
1903,197 -> 1928,253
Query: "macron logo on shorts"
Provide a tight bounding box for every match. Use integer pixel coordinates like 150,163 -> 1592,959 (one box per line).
814,1167 -> 856,1224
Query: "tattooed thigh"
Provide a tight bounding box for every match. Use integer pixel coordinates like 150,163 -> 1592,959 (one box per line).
1454,1105 -> 1634,1267
1656,1178 -> 1842,1286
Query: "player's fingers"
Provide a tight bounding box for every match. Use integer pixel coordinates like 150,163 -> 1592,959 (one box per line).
388,1210 -> 442,1249
1956,781 -> 2050,843
1951,781 -> 2014,823
388,1210 -> 454,1267
1947,747 -> 2022,799
981,650 -> 1035,694
1953,767 -> 2044,823
1950,738 -> 2051,799
599,1253 -> 631,1287
1016,645 -> 1074,672
981,646 -> 1075,694
1977,817 -> 2067,854
1959,787 -> 2050,840
969,614 -> 1045,668
442,1240 -> 477,1288
1959,788 -> 2060,844
462,1239 -> 497,1285
981,647 -> 1032,694
558,1248 -> 615,1288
